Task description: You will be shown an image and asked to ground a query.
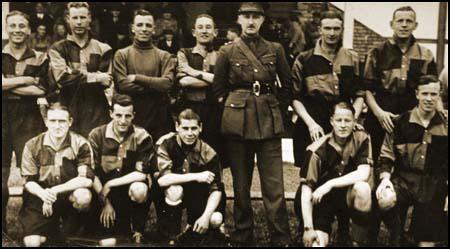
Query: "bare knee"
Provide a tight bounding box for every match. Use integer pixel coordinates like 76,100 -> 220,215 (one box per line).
377,186 -> 397,211
164,185 -> 183,206
72,188 -> 92,211
209,212 -> 223,229
24,235 -> 46,247
129,182 -> 148,204
353,181 -> 372,212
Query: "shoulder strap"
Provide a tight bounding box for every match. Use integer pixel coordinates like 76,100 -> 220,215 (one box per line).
235,38 -> 270,76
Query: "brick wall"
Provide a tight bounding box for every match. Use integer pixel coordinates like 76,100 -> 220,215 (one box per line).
353,20 -> 385,61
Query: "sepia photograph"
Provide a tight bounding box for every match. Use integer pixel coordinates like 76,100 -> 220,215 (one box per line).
2,2 -> 448,247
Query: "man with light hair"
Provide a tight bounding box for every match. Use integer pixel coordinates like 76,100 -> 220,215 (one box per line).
19,103 -> 95,247
296,102 -> 373,247
2,10 -> 50,233
48,2 -> 113,137
363,6 -> 438,244
376,75 -> 447,246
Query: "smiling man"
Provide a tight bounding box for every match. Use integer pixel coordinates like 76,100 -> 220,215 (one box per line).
113,9 -> 176,142
376,75 -> 448,246
363,6 -> 438,245
155,109 -> 226,246
88,94 -> 155,244
295,102 -> 373,247
2,10 -> 50,234
176,14 -> 227,171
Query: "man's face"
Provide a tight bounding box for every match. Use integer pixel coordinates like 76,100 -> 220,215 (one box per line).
46,109 -> 72,139
6,15 -> 31,45
330,107 -> 355,139
390,10 -> 417,39
110,104 -> 134,135
67,7 -> 91,36
176,119 -> 202,145
193,17 -> 216,45
416,82 -> 441,113
132,15 -> 154,43
56,24 -> 67,37
37,25 -> 47,37
35,3 -> 44,14
319,18 -> 343,46
237,13 -> 264,36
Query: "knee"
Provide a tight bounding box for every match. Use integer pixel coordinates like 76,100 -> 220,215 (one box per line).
72,188 -> 92,211
129,182 -> 149,204
164,185 -> 183,206
209,212 -> 223,229
23,235 -> 46,247
353,181 -> 372,212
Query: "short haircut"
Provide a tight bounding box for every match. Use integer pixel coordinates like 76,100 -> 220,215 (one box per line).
67,2 -> 90,13
133,9 -> 153,23
320,10 -> 343,24
227,24 -> 242,35
111,94 -> 134,109
416,75 -> 440,89
392,6 -> 416,20
47,102 -> 72,118
332,101 -> 355,117
6,11 -> 30,26
194,14 -> 215,28
177,109 -> 201,124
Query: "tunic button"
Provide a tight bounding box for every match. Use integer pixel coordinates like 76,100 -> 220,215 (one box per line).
420,155 -> 425,159
335,86 -> 339,89
422,141 -> 427,145
236,63 -> 240,66
254,69 -> 258,73
117,168 -> 120,172
401,65 -> 406,68
183,169 -> 186,173
401,77 -> 406,81
341,161 -> 345,165
118,157 -> 122,160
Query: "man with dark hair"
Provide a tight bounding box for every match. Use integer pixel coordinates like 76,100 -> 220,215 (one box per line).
113,9 -> 176,141
2,10 -> 50,234
48,2 -> 114,137
213,2 -> 292,246
295,101 -> 373,247
29,2 -> 54,35
88,94 -> 156,244
375,75 -> 447,246
226,24 -> 241,44
291,10 -> 364,245
155,108 -> 226,246
20,102 -> 95,247
363,6 -> 437,244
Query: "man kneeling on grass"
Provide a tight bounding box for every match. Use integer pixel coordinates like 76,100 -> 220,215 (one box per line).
20,103 -> 95,247
294,102 -> 373,247
155,109 -> 226,246
88,94 -> 155,245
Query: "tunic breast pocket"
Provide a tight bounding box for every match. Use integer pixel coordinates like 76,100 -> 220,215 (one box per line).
260,54 -> 276,73
230,59 -> 249,82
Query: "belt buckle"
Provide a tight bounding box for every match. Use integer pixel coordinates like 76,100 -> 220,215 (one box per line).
253,81 -> 261,96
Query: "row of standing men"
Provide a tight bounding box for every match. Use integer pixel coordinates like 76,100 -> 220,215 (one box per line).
2,2 -> 448,247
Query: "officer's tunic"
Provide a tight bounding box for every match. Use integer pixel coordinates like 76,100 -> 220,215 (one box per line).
213,34 -> 292,244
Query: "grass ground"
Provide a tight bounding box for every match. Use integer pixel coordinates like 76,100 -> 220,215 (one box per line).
4,161 -> 395,247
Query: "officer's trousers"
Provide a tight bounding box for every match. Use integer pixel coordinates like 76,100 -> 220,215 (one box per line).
227,138 -> 291,245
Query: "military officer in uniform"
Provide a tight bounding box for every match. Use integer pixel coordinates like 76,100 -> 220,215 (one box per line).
213,2 -> 292,246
